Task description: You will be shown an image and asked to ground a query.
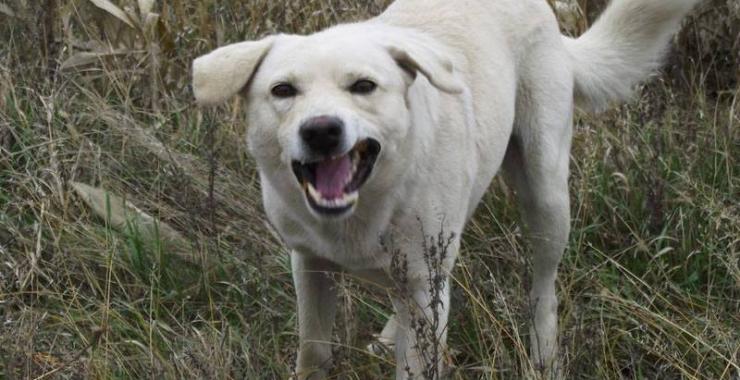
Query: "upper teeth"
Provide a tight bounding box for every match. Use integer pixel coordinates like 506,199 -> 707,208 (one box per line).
352,150 -> 360,175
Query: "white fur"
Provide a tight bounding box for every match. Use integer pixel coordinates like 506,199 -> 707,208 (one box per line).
564,0 -> 700,111
192,0 -> 698,378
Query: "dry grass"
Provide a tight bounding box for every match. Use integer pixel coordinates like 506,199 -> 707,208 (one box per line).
1,0 -> 738,379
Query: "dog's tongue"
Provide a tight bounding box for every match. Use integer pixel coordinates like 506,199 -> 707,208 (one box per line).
315,155 -> 352,199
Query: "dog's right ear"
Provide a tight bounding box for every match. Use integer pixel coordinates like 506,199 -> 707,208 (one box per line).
192,37 -> 275,106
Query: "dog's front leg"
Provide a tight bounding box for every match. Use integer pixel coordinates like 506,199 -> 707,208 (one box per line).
390,276 -> 450,380
291,251 -> 339,380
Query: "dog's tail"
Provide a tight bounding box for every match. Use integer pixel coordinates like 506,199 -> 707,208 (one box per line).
563,0 -> 699,112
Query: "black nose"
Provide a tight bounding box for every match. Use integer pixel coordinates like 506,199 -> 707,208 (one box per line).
300,116 -> 344,155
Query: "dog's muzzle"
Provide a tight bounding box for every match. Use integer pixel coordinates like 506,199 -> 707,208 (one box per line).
291,138 -> 381,217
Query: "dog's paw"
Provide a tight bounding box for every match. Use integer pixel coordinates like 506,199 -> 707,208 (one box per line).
366,333 -> 395,356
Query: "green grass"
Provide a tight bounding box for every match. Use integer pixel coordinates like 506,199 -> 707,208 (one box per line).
1,0 -> 738,379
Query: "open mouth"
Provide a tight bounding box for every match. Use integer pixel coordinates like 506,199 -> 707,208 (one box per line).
292,138 -> 381,216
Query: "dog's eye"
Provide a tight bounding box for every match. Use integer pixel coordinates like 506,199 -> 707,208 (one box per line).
271,83 -> 298,98
349,79 -> 377,95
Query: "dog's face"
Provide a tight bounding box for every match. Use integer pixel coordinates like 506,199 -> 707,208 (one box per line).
193,25 -> 462,219
248,32 -> 408,218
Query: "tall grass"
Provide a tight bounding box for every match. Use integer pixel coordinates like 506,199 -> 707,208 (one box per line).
1,0 -> 737,379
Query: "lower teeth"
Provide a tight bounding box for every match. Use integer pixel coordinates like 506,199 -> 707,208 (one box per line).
306,183 -> 358,209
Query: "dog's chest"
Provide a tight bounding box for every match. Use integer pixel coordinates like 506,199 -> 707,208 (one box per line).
281,216 -> 392,271
261,172 -> 399,271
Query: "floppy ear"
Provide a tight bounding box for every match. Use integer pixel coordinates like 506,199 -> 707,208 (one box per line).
192,37 -> 275,106
386,43 -> 464,94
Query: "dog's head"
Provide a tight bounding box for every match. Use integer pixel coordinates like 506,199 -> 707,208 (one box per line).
193,24 -> 463,219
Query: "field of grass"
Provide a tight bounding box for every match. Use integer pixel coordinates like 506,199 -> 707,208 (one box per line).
1,0 -> 738,379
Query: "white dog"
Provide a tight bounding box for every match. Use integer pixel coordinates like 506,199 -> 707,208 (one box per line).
192,0 -> 698,378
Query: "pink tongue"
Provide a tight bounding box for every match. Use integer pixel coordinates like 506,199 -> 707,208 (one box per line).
315,155 -> 352,200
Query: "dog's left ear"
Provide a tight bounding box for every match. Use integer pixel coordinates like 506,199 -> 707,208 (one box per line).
386,42 -> 464,94
192,36 -> 275,106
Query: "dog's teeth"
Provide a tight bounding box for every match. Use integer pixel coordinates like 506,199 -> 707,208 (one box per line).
307,183 -> 320,201
306,182 -> 358,210
344,191 -> 359,204
345,169 -> 354,185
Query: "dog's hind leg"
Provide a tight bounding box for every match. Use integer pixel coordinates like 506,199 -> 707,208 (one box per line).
503,121 -> 571,377
502,44 -> 574,378
291,251 -> 340,380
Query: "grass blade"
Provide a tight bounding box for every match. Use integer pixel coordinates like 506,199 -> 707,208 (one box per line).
89,0 -> 135,28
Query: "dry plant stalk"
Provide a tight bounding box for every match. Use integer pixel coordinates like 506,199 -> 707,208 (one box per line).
549,0 -> 588,35
0,65 -> 9,111
63,0 -> 170,110
0,2 -> 16,18
71,181 -> 195,260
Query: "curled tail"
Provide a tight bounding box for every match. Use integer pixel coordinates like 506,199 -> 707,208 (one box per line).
563,0 -> 700,112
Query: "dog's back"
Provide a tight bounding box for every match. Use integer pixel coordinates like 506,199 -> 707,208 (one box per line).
381,0 -> 701,114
